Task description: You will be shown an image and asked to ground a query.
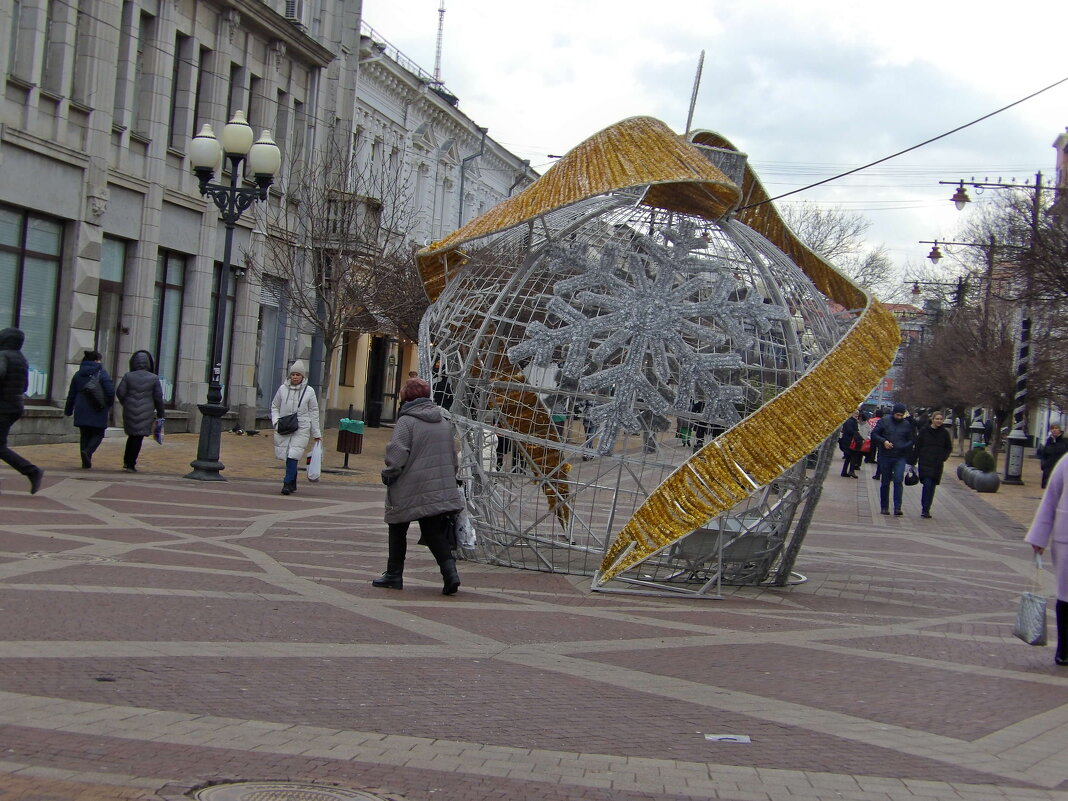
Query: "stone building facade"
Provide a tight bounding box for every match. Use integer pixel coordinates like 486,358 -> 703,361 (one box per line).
0,0 -> 535,443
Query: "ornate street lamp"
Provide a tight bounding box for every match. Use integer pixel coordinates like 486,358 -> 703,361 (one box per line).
185,112 -> 280,481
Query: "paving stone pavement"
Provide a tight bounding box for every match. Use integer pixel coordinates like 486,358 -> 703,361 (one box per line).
0,429 -> 1065,800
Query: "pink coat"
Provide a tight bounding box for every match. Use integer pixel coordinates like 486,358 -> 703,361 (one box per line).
1025,453 -> 1068,601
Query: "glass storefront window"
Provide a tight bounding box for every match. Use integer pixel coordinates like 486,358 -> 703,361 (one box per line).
0,205 -> 62,400
152,251 -> 185,403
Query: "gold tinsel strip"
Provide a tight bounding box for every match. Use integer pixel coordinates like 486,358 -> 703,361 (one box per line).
416,117 -> 740,302
413,116 -> 898,584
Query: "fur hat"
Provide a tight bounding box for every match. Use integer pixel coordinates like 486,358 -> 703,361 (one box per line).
288,359 -> 309,378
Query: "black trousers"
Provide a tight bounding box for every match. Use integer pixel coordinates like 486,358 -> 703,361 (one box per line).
0,413 -> 36,475
386,513 -> 453,574
124,435 -> 145,468
79,426 -> 106,462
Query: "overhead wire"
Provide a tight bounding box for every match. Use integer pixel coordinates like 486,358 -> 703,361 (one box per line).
739,75 -> 1068,210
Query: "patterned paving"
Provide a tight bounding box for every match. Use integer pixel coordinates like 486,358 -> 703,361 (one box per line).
0,444 -> 1065,801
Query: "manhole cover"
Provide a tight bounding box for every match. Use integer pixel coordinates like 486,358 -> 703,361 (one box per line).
192,783 -> 384,801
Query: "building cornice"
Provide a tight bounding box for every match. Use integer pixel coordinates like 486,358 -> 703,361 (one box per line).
227,0 -> 336,67
1,125 -> 90,169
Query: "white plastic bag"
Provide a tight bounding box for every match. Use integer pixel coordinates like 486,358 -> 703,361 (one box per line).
306,441 -> 323,482
455,509 -> 476,548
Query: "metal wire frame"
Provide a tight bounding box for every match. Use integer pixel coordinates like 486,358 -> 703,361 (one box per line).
421,194 -> 849,596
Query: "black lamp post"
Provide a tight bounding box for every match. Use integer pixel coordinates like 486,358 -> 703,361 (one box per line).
184,112 -> 280,481
939,174 -> 1050,484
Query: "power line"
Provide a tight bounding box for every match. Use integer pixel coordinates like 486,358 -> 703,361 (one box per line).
740,75 -> 1068,210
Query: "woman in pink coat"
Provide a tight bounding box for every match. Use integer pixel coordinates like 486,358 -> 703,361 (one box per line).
1025,453 -> 1068,666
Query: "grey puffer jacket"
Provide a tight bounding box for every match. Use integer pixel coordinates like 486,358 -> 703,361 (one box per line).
0,327 -> 29,416
382,397 -> 463,524
116,350 -> 165,436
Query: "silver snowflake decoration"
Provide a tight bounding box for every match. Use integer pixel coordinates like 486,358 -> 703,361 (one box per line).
507,224 -> 791,453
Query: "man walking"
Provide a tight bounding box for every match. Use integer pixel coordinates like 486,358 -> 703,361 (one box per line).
871,402 -> 915,516
0,328 -> 44,494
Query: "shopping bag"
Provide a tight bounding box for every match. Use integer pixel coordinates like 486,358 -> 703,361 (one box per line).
1012,554 -> 1048,646
152,418 -> 165,445
306,441 -> 322,482
455,509 -> 476,548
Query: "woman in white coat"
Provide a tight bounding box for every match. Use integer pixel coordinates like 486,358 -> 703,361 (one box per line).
1026,452 -> 1068,666
271,360 -> 321,495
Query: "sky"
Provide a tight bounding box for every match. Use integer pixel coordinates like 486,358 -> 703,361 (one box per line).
362,1 -> 1068,284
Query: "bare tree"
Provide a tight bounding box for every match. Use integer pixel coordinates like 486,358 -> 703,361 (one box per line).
780,202 -> 910,303
247,130 -> 430,414
897,298 -> 1018,451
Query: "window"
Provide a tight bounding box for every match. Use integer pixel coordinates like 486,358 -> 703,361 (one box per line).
226,62 -> 244,118
293,99 -> 306,164
7,0 -> 21,75
339,331 -> 355,386
96,237 -> 128,381
193,46 -> 212,133
112,1 -> 134,127
167,33 -> 194,150
0,205 -> 62,401
274,89 -> 290,163
132,10 -> 157,136
206,262 -> 237,400
72,2 -> 94,104
152,251 -> 186,403
247,72 -> 263,136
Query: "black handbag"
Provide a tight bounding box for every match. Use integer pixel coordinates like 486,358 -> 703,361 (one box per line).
81,372 -> 107,410
275,386 -> 307,435
904,466 -> 919,485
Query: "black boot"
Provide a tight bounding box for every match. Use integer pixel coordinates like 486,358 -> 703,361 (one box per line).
372,572 -> 403,590
281,480 -> 296,495
1056,600 -> 1068,666
440,559 -> 460,596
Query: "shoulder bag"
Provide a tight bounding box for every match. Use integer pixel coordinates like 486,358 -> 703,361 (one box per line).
81,372 -> 107,410
275,386 -> 307,435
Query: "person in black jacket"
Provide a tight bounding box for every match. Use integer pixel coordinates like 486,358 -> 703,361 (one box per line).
64,350 -> 115,469
909,411 -> 953,518
1038,424 -> 1068,490
870,402 -> 916,516
116,350 -> 165,472
838,410 -> 863,477
0,327 -> 43,493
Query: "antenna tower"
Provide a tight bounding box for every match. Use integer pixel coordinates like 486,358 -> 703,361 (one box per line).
433,1 -> 446,83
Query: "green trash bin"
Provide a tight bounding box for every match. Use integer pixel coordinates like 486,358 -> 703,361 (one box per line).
337,418 -> 364,455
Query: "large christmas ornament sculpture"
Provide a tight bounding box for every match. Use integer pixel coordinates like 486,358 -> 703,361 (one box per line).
416,117 -> 898,595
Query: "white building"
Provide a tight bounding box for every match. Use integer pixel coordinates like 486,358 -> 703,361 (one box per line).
0,0 -> 535,442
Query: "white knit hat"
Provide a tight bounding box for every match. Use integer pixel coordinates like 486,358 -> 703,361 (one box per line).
289,359 -> 309,377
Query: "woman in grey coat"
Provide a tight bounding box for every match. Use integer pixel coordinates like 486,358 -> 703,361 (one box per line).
373,377 -> 464,595
115,350 -> 165,472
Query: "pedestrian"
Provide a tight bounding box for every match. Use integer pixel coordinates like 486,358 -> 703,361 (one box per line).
909,410 -> 953,519
0,328 -> 44,493
865,411 -> 880,470
838,410 -> 863,478
372,377 -> 464,595
115,350 -> 165,472
871,402 -> 916,516
1037,424 -> 1068,490
1025,453 -> 1068,666
63,350 -> 115,469
270,360 -> 320,496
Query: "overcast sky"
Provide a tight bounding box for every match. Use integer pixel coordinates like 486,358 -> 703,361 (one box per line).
362,1 -> 1068,279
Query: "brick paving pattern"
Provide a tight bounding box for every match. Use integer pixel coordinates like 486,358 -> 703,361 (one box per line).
0,429 -> 1065,800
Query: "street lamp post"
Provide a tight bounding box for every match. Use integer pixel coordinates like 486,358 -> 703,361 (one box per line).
938,174 -> 1051,485
184,112 -> 280,481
